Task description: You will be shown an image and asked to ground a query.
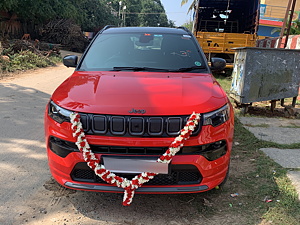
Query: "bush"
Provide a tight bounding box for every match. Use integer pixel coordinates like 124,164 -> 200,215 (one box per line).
0,50 -> 61,73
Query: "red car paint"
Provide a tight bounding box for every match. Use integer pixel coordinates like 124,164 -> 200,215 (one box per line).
52,71 -> 227,115
45,26 -> 234,195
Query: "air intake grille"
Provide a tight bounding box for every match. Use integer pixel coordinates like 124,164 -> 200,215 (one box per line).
71,163 -> 202,186
79,113 -> 201,137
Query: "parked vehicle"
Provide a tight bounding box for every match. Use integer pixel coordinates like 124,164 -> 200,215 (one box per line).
193,0 -> 259,64
45,26 -> 234,196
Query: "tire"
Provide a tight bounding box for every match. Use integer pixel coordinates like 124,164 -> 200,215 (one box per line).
217,164 -> 230,189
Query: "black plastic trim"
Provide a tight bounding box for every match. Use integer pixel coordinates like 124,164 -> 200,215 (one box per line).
64,182 -> 209,193
129,117 -> 145,136
80,113 -> 202,138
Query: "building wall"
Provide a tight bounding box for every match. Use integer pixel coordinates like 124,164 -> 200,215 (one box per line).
262,0 -> 300,10
258,0 -> 300,37
258,25 -> 280,37
261,0 -> 300,20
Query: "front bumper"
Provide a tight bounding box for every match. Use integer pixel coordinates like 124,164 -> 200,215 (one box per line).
46,139 -> 232,194
65,182 -> 209,193
45,108 -> 234,194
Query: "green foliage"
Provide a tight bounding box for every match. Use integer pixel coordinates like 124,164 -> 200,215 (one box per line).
0,51 -> 60,73
139,0 -> 169,27
0,0 -> 173,33
168,20 -> 176,27
0,0 -> 16,11
0,0 -> 118,31
212,76 -> 300,224
288,20 -> 300,35
110,0 -> 173,27
181,21 -> 193,31
272,20 -> 300,35
181,0 -> 197,13
72,0 -> 118,31
119,0 -> 141,27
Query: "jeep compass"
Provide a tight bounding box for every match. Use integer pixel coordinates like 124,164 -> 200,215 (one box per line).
45,26 -> 234,199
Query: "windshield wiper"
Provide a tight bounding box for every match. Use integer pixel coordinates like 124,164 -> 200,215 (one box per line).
112,67 -> 170,72
170,66 -> 206,72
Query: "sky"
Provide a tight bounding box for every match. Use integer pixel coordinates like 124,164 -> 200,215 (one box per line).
160,0 -> 194,26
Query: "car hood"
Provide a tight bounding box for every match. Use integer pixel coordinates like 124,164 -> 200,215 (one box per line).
52,71 -> 228,115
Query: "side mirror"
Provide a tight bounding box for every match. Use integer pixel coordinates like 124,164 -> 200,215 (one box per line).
63,55 -> 78,68
210,57 -> 226,71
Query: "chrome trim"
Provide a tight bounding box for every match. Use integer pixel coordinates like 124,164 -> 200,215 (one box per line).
65,182 -> 209,192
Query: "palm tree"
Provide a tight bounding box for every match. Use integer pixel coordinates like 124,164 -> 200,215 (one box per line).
181,0 -> 198,13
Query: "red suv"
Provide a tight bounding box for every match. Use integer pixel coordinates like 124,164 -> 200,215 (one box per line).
45,26 -> 234,203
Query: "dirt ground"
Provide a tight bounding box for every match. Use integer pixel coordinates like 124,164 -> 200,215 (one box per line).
14,154 -> 253,225
0,65 -> 295,225
236,101 -> 300,119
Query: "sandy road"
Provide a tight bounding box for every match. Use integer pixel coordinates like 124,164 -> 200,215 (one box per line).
0,64 -> 75,224
0,62 -> 248,225
0,62 -> 215,225
0,65 -> 204,225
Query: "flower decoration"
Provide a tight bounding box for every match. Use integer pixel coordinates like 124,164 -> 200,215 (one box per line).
70,112 -> 200,206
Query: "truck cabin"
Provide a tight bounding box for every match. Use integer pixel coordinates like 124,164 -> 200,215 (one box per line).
195,0 -> 259,34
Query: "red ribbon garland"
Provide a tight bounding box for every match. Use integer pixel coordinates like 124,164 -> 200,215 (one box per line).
71,112 -> 200,206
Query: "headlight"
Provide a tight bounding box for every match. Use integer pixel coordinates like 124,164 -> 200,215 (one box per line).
203,104 -> 230,127
48,101 -> 72,123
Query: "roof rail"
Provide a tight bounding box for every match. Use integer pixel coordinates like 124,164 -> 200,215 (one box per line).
102,25 -> 116,31
177,26 -> 192,34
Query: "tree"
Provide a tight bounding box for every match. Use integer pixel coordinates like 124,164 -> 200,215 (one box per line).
73,0 -> 118,31
290,20 -> 300,34
109,0 -> 172,27
181,0 -> 198,13
181,21 -> 193,31
0,0 -> 119,36
122,0 -> 141,26
271,20 -> 300,35
139,0 -> 169,27
0,0 -> 173,39
168,20 -> 176,27
0,0 -> 17,11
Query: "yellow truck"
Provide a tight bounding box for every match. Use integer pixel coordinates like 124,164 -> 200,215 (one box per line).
193,0 -> 260,65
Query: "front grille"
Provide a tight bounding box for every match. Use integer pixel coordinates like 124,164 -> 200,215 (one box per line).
71,163 -> 202,185
79,113 -> 201,137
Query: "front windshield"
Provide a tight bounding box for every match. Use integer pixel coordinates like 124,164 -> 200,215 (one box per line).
79,32 -> 207,72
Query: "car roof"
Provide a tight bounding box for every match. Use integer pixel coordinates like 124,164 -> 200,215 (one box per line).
102,26 -> 190,35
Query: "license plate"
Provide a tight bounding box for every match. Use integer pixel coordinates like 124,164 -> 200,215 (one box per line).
102,156 -> 169,174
